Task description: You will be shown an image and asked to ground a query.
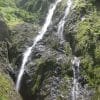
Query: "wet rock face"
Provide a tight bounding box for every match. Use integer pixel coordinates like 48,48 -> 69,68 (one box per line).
0,0 -> 99,100
0,20 -> 11,71
95,0 -> 100,10
18,43 -> 70,100
10,3 -> 94,100
0,20 -> 22,100
0,69 -> 22,100
0,20 -> 10,41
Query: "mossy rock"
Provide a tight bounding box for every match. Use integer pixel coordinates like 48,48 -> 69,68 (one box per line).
0,72 -> 21,100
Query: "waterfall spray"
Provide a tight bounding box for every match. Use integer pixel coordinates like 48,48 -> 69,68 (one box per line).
71,57 -> 80,100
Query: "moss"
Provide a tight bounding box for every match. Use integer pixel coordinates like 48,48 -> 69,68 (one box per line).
0,73 -> 12,100
32,75 -> 41,95
91,85 -> 100,100
93,67 -> 100,85
31,58 -> 56,95
64,42 -> 72,56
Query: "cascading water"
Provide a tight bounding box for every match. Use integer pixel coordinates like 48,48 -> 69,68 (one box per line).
49,0 -> 73,99
71,57 -> 80,100
57,0 -> 72,43
16,0 -> 62,92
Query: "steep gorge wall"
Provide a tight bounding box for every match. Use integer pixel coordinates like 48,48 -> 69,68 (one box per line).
0,19 -> 22,100
0,0 -> 100,100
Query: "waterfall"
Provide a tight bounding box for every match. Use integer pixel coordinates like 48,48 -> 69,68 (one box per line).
71,57 -> 80,100
51,0 -> 73,99
57,0 -> 72,43
16,0 -> 62,92
50,0 -> 73,97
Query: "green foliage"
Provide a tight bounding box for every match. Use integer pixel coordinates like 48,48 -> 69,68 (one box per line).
15,9 -> 40,23
74,0 -> 87,8
0,0 -> 16,7
93,67 -> 100,85
95,44 -> 100,64
32,57 -> 57,95
32,75 -> 41,95
0,0 -> 20,26
73,0 -> 93,12
0,73 -> 12,100
17,0 -> 51,13
93,87 -> 100,100
76,11 -> 100,55
16,0 -> 54,22
0,0 -> 41,27
81,55 -> 94,86
64,42 -> 72,56
0,6 -> 22,26
81,55 -> 94,71
81,55 -> 100,87
76,5 -> 100,93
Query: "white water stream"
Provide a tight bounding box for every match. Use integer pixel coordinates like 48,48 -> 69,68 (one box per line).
16,0 -> 62,91
57,0 -> 72,43
71,57 -> 80,100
